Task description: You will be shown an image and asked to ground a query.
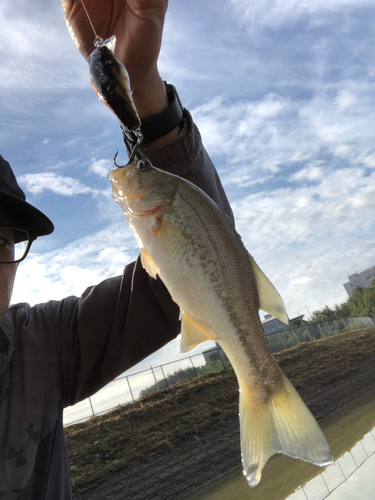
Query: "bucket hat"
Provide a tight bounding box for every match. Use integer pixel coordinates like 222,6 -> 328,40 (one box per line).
0,155 -> 54,237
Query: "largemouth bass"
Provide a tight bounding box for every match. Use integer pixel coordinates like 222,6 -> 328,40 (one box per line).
109,159 -> 333,487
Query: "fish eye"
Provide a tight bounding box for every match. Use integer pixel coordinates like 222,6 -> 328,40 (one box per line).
137,160 -> 148,172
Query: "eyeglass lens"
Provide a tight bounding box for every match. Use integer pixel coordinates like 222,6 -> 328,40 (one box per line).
0,227 -> 30,263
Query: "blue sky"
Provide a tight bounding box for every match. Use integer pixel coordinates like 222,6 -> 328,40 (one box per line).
1,0 -> 375,372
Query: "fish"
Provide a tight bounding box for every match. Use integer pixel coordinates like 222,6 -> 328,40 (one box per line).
89,36 -> 141,133
108,158 -> 334,487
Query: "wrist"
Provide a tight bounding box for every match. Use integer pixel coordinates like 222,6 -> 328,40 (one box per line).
123,82 -> 184,146
131,70 -> 168,118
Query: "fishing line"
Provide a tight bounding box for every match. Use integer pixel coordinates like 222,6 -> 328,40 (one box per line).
80,0 -> 100,42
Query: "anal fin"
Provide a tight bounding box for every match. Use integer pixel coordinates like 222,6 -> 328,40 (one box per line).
248,252 -> 289,324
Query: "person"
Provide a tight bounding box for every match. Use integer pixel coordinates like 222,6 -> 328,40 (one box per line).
0,0 -> 233,497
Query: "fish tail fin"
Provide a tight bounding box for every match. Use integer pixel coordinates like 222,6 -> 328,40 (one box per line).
240,373 -> 333,487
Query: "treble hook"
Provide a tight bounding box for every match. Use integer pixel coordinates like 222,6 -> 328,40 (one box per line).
113,129 -> 144,167
113,150 -> 123,168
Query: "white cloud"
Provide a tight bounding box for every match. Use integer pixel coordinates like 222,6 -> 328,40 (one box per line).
290,276 -> 311,285
19,173 -> 101,197
89,158 -> 113,178
193,94 -> 286,158
229,0 -> 375,29
0,1 -> 86,93
334,145 -> 352,158
190,78 -> 375,192
290,164 -> 324,182
357,152 -> 375,169
232,167 -> 375,314
12,222 -> 140,306
192,94 -> 297,185
336,90 -> 357,111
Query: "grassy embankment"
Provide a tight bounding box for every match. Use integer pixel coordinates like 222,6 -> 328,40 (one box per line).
65,327 -> 375,491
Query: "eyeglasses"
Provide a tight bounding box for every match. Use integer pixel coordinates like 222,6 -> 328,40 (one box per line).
0,226 -> 34,264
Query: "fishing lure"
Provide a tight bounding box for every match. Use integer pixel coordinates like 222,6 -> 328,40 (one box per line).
81,0 -> 143,164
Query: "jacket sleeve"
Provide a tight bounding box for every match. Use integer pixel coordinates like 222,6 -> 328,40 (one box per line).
15,109 -> 233,407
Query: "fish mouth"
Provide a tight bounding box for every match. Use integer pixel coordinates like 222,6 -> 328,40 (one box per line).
111,167 -> 170,218
114,180 -> 169,218
114,179 -> 155,200
124,200 -> 170,219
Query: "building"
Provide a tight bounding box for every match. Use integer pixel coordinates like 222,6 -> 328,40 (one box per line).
261,313 -> 305,336
343,265 -> 375,297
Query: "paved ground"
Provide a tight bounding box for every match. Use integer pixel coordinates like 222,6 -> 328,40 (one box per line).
75,424 -> 240,500
73,356 -> 375,500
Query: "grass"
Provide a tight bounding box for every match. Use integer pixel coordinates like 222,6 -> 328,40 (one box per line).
277,326 -> 375,388
65,326 -> 375,492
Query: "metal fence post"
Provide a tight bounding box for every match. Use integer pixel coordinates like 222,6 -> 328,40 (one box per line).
291,328 -> 300,345
126,376 -> 135,401
317,322 -> 324,338
88,397 -> 95,417
326,321 -> 333,336
160,365 -> 169,388
190,357 -> 198,377
278,332 -> 287,350
340,319 -> 349,332
150,366 -> 160,391
305,325 -> 313,341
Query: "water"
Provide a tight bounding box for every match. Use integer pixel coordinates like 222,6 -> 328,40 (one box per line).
191,392 -> 375,500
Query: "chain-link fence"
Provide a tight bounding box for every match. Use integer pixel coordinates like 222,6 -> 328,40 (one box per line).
63,348 -> 230,426
267,316 -> 375,353
63,316 -> 375,426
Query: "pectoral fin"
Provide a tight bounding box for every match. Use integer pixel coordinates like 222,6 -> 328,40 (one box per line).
248,253 -> 289,324
140,248 -> 160,280
180,310 -> 214,353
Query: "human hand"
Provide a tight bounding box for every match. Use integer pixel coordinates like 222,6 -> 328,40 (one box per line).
62,0 -> 170,119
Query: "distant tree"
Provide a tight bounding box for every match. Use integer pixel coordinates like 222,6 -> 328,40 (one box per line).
335,301 -> 350,319
363,286 -> 375,318
347,287 -> 365,317
309,282 -> 375,322
310,305 -> 336,322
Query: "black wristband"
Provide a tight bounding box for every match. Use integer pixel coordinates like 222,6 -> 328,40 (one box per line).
124,83 -> 184,144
